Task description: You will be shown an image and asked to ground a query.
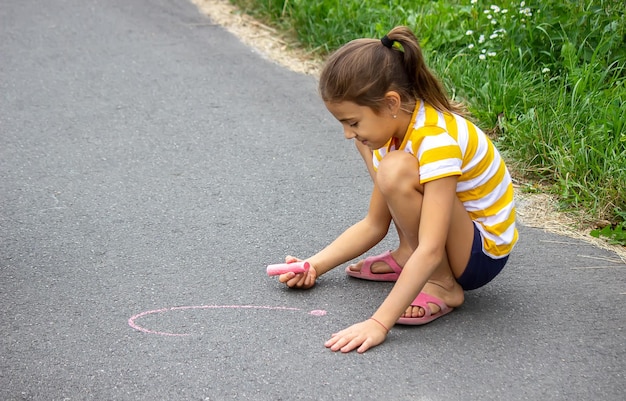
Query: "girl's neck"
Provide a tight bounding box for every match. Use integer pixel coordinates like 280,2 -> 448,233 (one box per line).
392,102 -> 417,146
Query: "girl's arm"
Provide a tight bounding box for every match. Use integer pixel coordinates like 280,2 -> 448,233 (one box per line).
325,176 -> 460,352
309,140 -> 388,275
280,180 -> 393,287
370,176 -> 458,327
310,182 -> 393,275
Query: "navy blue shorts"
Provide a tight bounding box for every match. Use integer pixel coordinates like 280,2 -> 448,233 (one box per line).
456,223 -> 509,291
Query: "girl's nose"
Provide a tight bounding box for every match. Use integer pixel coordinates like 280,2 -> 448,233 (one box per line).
343,127 -> 356,140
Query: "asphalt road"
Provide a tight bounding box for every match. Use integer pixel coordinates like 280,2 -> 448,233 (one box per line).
1,0 -> 624,400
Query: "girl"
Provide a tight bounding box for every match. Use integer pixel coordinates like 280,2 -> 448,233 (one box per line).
277,26 -> 518,353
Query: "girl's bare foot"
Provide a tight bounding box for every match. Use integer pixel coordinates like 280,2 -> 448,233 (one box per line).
348,250 -> 464,319
402,278 -> 464,318
347,249 -> 409,274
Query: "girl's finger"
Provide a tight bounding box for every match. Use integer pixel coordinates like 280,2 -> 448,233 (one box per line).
305,268 -> 316,287
284,255 -> 301,263
297,273 -> 308,287
288,274 -> 303,287
341,338 -> 363,353
357,339 -> 373,354
277,272 -> 296,284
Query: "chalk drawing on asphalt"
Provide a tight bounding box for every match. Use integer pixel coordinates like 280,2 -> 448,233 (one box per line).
128,305 -> 327,337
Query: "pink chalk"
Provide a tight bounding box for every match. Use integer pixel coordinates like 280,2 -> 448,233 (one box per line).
266,261 -> 310,276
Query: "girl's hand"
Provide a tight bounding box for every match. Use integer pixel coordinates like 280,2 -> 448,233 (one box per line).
277,255 -> 317,289
324,319 -> 388,353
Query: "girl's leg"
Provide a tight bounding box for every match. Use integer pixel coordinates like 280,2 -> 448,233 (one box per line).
348,142 -> 413,273
376,151 -> 474,318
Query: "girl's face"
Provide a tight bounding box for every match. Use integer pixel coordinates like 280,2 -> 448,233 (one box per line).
324,100 -> 402,150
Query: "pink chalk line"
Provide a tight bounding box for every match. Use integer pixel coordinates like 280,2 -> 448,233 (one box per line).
128,305 -> 327,337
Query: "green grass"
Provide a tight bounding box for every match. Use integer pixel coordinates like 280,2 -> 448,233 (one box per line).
231,0 -> 626,232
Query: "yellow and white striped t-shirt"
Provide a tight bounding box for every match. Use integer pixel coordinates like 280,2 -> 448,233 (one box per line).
373,101 -> 518,258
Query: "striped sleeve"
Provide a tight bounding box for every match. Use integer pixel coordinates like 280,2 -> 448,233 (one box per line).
417,128 -> 463,183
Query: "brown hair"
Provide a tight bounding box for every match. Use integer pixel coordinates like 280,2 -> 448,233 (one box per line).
319,26 -> 465,115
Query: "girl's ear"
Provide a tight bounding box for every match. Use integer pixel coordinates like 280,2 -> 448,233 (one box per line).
384,91 -> 402,115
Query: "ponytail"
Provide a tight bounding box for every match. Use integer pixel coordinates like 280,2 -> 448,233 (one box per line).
319,26 -> 466,116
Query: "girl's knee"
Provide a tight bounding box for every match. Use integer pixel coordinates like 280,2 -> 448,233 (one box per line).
377,151 -> 421,194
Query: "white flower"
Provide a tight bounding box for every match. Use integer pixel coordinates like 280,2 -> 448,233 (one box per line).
501,9 -> 508,13
542,67 -> 550,73
471,0 -> 478,4
487,14 -> 493,19
520,7 -> 532,17
488,52 -> 497,57
478,34 -> 485,43
468,43 -> 475,49
520,1 -> 525,7
491,19 -> 497,24
466,30 -> 474,35
481,49 -> 487,53
490,5 -> 501,13
484,9 -> 491,14
479,54 -> 486,60
490,33 -> 499,39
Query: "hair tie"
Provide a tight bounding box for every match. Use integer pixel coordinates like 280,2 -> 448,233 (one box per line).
381,35 -> 394,48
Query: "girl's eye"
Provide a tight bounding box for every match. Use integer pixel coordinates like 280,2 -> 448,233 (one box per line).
349,122 -> 358,128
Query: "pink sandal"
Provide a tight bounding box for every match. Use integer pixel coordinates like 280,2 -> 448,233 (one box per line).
396,293 -> 454,325
345,250 -> 403,282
